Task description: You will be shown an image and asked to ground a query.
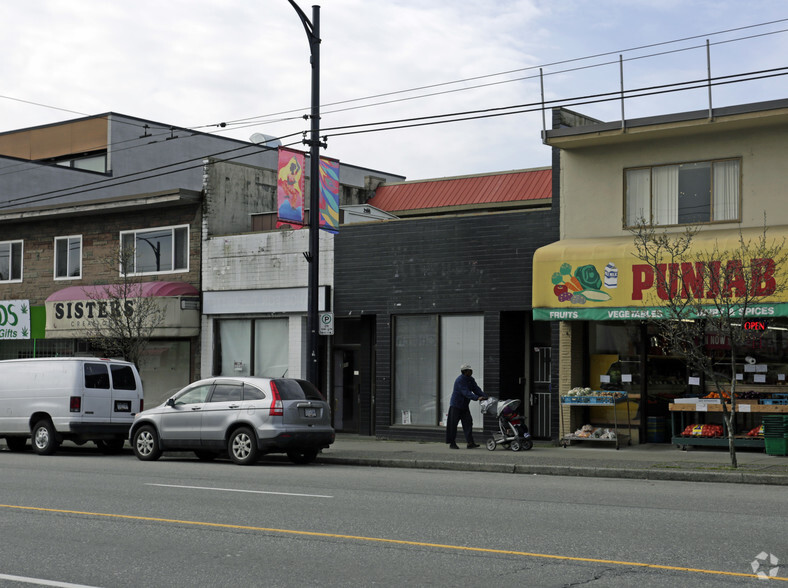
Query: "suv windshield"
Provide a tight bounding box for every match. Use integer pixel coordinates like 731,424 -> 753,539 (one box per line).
273,379 -> 325,401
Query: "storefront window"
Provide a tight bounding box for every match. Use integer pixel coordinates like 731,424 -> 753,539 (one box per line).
705,318 -> 788,392
214,318 -> 289,378
254,318 -> 289,377
589,322 -> 643,429
394,315 -> 438,426
393,314 -> 483,427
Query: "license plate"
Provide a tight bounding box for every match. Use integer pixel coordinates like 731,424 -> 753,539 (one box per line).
115,400 -> 131,412
304,408 -> 317,418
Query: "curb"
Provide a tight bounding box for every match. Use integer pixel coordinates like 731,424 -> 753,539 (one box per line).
316,455 -> 788,485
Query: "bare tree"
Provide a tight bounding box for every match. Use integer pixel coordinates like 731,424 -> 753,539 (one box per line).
631,218 -> 788,468
83,246 -> 164,368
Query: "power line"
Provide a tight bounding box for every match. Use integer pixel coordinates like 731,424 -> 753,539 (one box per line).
2,66 -> 784,211
211,18 -> 788,130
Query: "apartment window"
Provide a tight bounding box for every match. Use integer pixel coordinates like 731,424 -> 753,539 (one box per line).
625,158 -> 740,227
120,225 -> 188,275
0,240 -> 22,282
54,235 -> 82,279
51,151 -> 108,173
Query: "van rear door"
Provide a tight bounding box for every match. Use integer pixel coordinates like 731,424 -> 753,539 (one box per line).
109,364 -> 141,423
82,362 -> 112,425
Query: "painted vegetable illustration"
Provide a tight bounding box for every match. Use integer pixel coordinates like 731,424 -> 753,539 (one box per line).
551,263 -> 611,304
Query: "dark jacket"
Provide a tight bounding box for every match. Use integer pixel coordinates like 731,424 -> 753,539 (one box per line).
450,373 -> 484,409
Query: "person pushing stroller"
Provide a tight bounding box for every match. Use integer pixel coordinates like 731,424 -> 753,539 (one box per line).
446,364 -> 487,449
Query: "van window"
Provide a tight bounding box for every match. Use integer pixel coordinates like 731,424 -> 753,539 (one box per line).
84,363 -> 110,389
110,365 -> 137,390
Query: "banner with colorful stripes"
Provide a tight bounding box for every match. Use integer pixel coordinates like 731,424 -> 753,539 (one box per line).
319,157 -> 340,233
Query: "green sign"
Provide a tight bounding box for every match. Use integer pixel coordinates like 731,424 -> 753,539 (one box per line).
0,300 -> 32,339
533,303 -> 788,321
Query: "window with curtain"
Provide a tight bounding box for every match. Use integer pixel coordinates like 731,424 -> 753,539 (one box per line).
254,318 -> 289,377
216,320 -> 252,376
214,318 -> 289,377
394,315 -> 438,426
625,158 -> 740,227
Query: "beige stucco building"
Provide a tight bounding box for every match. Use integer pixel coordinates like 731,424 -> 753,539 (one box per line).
534,100 -> 788,447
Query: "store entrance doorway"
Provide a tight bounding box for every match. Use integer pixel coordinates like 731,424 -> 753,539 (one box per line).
333,349 -> 359,433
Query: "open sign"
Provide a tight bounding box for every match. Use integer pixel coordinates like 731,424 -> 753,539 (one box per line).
743,320 -> 767,331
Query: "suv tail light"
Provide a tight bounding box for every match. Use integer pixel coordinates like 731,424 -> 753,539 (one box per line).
270,382 -> 284,416
69,396 -> 81,413
139,399 -> 143,412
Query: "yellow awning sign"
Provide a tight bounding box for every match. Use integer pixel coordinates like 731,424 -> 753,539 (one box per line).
532,230 -> 788,321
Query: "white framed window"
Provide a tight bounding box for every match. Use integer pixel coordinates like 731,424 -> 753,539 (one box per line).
119,225 -> 189,275
625,158 -> 740,227
54,235 -> 82,279
0,240 -> 23,282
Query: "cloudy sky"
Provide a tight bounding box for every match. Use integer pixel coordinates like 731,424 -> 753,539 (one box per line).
2,1 -> 787,180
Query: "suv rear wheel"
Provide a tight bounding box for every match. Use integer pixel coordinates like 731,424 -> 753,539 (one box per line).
228,427 -> 258,465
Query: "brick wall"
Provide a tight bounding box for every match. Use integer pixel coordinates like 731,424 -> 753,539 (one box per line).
0,204 -> 201,306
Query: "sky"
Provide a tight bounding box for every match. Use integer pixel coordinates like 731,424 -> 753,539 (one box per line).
2,1 -> 788,181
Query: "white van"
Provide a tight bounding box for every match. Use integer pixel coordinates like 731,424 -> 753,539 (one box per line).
0,358 -> 144,455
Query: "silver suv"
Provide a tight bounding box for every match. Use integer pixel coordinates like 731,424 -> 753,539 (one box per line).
130,377 -> 334,465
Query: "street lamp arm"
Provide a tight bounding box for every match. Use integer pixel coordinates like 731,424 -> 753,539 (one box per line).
287,0 -> 320,51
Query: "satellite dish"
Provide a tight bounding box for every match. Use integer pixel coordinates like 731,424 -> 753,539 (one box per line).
249,133 -> 282,148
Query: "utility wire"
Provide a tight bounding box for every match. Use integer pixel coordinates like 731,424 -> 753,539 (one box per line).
2,66 -> 784,211
210,19 -> 788,129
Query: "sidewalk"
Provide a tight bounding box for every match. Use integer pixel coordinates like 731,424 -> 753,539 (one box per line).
317,434 -> 788,485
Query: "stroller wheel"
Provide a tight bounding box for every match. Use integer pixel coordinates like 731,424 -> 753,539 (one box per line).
522,439 -> 533,451
486,438 -> 496,451
510,439 -> 522,452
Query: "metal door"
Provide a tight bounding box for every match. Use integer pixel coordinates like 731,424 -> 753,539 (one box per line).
530,346 -> 552,439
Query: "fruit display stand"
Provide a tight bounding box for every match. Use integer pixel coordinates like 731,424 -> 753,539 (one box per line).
560,391 -> 632,450
669,401 -> 788,450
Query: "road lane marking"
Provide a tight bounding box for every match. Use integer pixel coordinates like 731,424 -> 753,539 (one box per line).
0,503 -> 784,582
145,483 -> 333,499
0,573 -> 101,587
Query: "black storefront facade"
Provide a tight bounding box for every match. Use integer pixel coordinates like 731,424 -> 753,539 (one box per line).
333,184 -> 561,442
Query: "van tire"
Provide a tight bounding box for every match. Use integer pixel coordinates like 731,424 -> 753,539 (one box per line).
32,420 -> 59,455
132,426 -> 162,461
5,437 -> 27,452
96,439 -> 125,454
228,427 -> 258,465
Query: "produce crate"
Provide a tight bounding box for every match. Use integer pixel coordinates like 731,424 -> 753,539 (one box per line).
764,437 -> 788,456
760,399 -> 788,405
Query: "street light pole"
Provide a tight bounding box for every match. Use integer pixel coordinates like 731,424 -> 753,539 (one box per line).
288,1 -> 322,386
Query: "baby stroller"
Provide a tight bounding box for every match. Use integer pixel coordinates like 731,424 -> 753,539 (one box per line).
480,397 -> 533,451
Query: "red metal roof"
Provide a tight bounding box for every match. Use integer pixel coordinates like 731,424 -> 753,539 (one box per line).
367,168 -> 551,213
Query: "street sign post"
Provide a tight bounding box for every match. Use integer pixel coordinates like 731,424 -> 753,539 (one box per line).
319,311 -> 334,336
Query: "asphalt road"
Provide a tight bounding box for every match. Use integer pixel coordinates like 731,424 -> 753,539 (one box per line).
0,448 -> 785,587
